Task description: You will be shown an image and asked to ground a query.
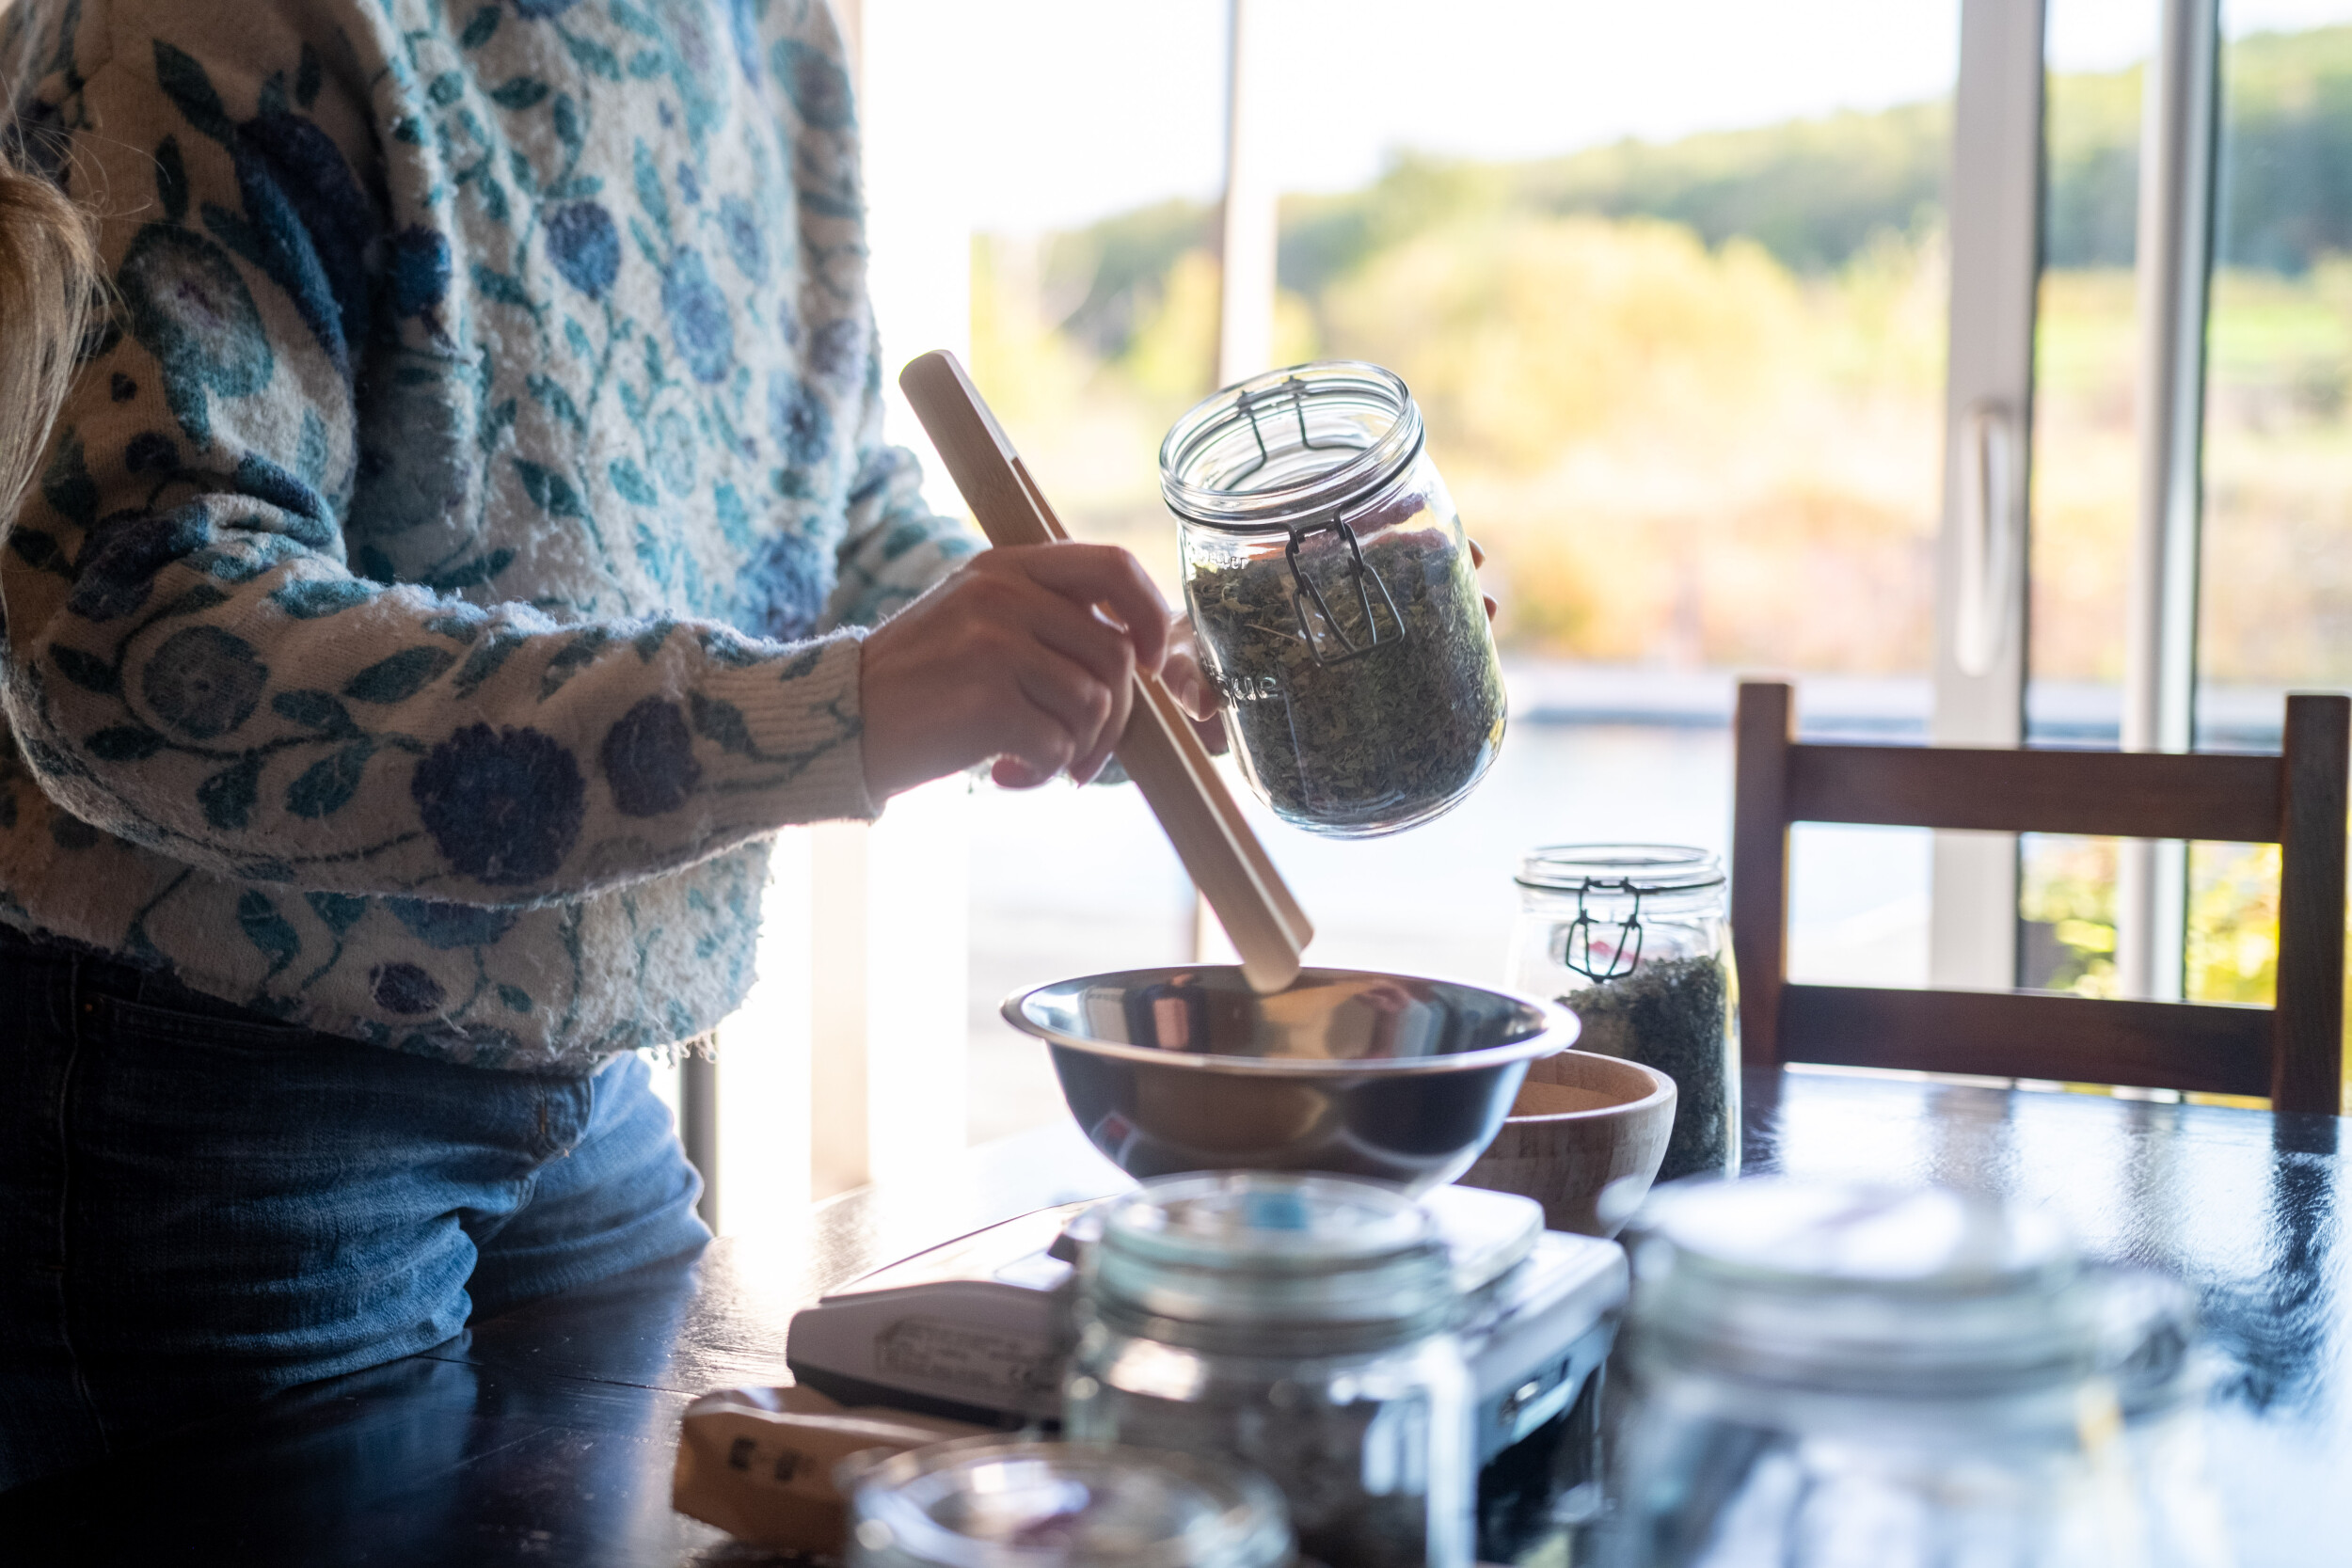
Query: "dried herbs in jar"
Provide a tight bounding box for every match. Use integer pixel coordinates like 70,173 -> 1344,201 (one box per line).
1560,955 -> 1733,1181
1162,362 -> 1506,837
1507,847 -> 1740,1182
1066,1172 -> 1476,1568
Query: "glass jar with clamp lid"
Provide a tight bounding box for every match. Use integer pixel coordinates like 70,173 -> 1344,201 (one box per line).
1508,846 -> 1738,1181
1063,1171 -> 1476,1568
1160,361 -> 1506,837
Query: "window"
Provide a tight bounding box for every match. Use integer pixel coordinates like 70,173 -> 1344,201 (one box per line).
2020,0 -> 2352,1050
700,0 -> 2350,1233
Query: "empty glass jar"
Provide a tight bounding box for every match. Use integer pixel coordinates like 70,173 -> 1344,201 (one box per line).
1161,361 -> 1506,837
1508,846 -> 1738,1181
1600,1180 -> 2221,1568
845,1438 -> 1294,1568
1063,1171 -> 1474,1568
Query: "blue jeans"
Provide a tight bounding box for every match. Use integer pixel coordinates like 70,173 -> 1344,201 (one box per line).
0,927 -> 710,1495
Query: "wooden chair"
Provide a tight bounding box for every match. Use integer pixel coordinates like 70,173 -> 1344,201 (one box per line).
1730,681 -> 2350,1114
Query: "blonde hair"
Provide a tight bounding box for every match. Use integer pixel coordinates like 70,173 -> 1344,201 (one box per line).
0,143 -> 96,525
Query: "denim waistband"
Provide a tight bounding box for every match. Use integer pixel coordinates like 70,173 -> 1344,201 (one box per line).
0,919 -> 342,1042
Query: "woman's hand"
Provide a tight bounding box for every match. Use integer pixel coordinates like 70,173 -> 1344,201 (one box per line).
1163,613 -> 1211,720
1161,610 -> 1229,754
860,543 -> 1171,798
1471,537 -> 1497,621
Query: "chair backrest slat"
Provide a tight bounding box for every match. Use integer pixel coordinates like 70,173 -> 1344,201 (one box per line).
1783,983 -> 2271,1098
1730,680 -> 2350,1115
2274,695 -> 2350,1109
1788,745 -> 2282,842
1731,683 -> 1794,1070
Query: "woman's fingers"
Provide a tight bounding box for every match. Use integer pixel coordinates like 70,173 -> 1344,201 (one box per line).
1164,650 -> 1218,722
857,542 -> 1184,800
1023,590 -> 1136,691
996,689 -> 1081,785
1161,613 -> 1220,722
1163,657 -> 1210,721
1010,641 -> 1118,775
1468,538 -> 1496,621
1011,544 -> 1173,673
1018,589 -> 1136,775
993,756 -> 1055,789
1191,709 -> 1229,756
993,544 -> 1168,780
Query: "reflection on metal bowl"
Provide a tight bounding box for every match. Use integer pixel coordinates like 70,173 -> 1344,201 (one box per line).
1003,967 -> 1579,1194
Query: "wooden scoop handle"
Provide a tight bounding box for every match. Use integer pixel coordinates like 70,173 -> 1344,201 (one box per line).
898,350 -> 1311,993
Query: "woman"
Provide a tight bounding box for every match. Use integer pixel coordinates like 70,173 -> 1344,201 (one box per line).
0,0 -> 1196,1491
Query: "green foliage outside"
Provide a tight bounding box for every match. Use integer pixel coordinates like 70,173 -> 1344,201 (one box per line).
2021,833 -> 2350,1107
2017,835 -> 2286,1004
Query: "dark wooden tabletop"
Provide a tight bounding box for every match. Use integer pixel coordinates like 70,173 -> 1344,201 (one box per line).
5,1067 -> 2346,1566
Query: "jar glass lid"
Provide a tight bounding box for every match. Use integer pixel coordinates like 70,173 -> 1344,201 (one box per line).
1159,361 -> 1423,531
852,1439 -> 1292,1568
1517,844 -> 1724,894
1627,1180 -> 2102,1394
1091,1171 -> 1453,1332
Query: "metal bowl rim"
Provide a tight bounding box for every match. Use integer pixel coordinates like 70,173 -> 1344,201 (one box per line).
1000,964 -> 1580,1077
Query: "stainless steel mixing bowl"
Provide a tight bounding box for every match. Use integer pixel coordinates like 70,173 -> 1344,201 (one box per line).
1003,966 -> 1579,1194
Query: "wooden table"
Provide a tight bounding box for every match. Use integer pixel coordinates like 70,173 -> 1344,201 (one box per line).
5,1067 -> 2346,1565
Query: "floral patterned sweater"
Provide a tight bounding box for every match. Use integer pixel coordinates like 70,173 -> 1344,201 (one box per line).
0,0 -> 978,1068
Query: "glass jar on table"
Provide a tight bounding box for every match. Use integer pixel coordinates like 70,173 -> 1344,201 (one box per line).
1600,1180 -> 2226,1568
1160,361 -> 1507,838
1507,846 -> 1738,1182
1063,1171 -> 1474,1568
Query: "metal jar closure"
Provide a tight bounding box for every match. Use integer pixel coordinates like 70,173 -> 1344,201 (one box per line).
1508,846 -> 1739,1183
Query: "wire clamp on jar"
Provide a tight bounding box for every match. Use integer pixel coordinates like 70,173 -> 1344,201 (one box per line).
1286,514 -> 1406,666
1229,375 -> 1363,483
1560,879 -> 1645,983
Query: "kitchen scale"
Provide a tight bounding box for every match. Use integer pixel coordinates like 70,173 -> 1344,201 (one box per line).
786,1183 -> 1627,1470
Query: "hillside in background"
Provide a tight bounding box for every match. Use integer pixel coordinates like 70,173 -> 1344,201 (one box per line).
1038,26 -> 2352,366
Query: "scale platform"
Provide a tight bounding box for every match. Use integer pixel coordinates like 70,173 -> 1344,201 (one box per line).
786,1185 -> 1627,1468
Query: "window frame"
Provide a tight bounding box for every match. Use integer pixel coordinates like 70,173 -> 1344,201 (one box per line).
1929,0 -> 2048,989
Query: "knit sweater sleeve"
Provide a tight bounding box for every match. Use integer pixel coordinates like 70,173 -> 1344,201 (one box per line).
818,333 -> 984,633
2,11 -> 885,909
821,436 -> 981,632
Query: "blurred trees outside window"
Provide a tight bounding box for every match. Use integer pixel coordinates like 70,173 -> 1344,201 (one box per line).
975,25 -> 2352,691
2024,18 -> 2352,1028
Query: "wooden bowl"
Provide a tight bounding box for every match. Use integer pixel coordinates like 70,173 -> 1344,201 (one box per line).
1454,1050 -> 1677,1237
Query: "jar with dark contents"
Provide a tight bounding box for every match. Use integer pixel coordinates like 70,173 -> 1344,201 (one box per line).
1161,362 -> 1506,837
1063,1172 -> 1474,1568
1508,846 -> 1738,1182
